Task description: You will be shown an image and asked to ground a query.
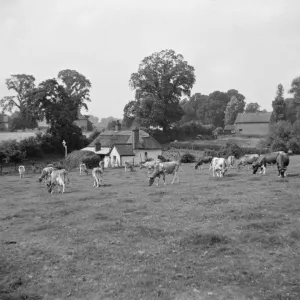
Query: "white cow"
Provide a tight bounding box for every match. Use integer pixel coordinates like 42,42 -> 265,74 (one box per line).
210,157 -> 228,177
140,160 -> 160,173
124,161 -> 134,172
99,161 -> 105,170
79,163 -> 88,175
18,165 -> 25,178
38,166 -> 55,185
47,169 -> 69,194
148,161 -> 181,186
92,167 -> 103,188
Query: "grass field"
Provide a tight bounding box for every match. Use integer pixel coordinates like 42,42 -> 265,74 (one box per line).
1,158 -> 300,300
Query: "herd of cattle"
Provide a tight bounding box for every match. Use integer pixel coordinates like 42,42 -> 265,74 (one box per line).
15,150 -> 290,193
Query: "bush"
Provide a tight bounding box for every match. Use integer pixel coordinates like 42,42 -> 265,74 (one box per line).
82,154 -> 101,168
19,136 -> 43,157
169,141 -> 222,151
271,139 -> 288,152
287,138 -> 300,154
180,153 -> 196,163
158,155 -> 170,162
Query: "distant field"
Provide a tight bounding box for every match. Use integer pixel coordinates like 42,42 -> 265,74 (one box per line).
0,131 -> 93,142
1,157 -> 300,299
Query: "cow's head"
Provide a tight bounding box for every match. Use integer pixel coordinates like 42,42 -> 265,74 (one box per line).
148,176 -> 155,186
148,169 -> 160,186
252,162 -> 259,174
46,182 -> 53,193
194,163 -> 199,170
38,177 -> 43,183
278,167 -> 286,178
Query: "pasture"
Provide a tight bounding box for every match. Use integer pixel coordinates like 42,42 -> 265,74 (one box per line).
1,158 -> 300,300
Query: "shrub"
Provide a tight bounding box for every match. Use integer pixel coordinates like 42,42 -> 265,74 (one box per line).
180,153 -> 196,163
82,154 -> 101,168
271,139 -> 288,152
19,136 -> 43,157
287,138 -> 300,154
158,155 -> 170,162
64,150 -> 95,170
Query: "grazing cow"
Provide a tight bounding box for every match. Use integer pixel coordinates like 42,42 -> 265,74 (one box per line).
194,156 -> 213,170
124,161 -> 134,172
47,169 -> 69,193
210,157 -> 228,177
140,160 -> 160,173
18,165 -> 25,178
92,167 -> 103,188
38,166 -> 55,185
227,156 -> 235,168
148,161 -> 181,186
237,154 -> 259,169
276,152 -> 289,178
252,152 -> 282,175
79,163 -> 88,175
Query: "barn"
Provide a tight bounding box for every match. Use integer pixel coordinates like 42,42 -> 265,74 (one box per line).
234,112 -> 272,136
81,122 -> 162,168
223,124 -> 235,135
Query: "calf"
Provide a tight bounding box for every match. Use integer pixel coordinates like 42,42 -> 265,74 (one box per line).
18,165 -> 25,178
47,169 -> 69,193
148,161 -> 181,186
227,156 -> 235,168
38,166 -> 55,185
210,157 -> 228,177
195,156 -> 213,170
79,163 -> 88,175
276,152 -> 289,178
124,161 -> 134,172
92,167 -> 103,188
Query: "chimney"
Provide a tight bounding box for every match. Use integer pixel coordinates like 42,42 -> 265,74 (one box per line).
95,141 -> 101,152
115,120 -> 121,132
132,127 -> 139,150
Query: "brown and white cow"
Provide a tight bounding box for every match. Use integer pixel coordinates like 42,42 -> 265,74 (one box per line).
92,167 -> 103,188
276,152 -> 289,178
47,169 -> 69,193
148,161 -> 181,186
227,156 -> 235,168
210,157 -> 228,177
252,152 -> 282,175
18,165 -> 25,178
140,160 -> 160,173
79,163 -> 88,175
38,166 -> 55,185
124,161 -> 134,172
237,154 -> 259,169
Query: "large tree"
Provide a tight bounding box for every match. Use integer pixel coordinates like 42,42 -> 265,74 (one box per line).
129,49 -> 195,130
0,74 -> 37,127
224,89 -> 246,125
245,102 -> 261,113
271,84 -> 286,123
289,76 -> 300,119
122,100 -> 138,129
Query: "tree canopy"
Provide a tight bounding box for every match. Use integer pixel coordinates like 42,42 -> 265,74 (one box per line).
245,102 -> 261,113
128,49 -> 195,130
271,84 -> 286,123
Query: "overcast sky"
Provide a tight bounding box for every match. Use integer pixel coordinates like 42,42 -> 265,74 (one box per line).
0,0 -> 299,120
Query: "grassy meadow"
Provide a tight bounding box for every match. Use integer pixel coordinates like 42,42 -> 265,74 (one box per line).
1,157 -> 300,300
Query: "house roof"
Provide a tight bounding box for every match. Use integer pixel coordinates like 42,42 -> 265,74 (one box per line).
88,129 -> 162,149
224,125 -> 235,130
80,146 -> 110,155
235,112 -> 272,124
111,144 -> 135,156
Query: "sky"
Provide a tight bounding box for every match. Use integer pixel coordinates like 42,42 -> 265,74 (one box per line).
0,0 -> 300,120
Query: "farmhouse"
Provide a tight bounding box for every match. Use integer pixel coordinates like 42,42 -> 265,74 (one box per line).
81,121 -> 162,168
234,112 -> 272,136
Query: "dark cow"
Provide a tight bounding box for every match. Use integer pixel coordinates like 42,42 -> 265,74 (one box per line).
195,156 -> 213,169
276,152 -> 289,178
252,152 -> 282,175
237,154 -> 259,169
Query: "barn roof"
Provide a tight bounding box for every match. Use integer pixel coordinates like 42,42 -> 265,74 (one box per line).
111,144 -> 135,156
88,129 -> 162,149
235,112 -> 272,124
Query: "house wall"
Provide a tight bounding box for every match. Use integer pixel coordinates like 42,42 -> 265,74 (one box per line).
133,149 -> 162,162
235,123 -> 270,136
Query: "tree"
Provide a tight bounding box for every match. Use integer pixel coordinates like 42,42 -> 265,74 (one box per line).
289,76 -> 300,119
245,102 -> 260,113
0,74 -> 37,128
122,100 -> 138,129
129,49 -> 195,130
107,120 -> 118,130
224,96 -> 240,125
57,69 -> 92,111
271,84 -> 286,123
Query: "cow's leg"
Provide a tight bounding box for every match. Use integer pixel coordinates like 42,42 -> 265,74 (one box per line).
156,176 -> 160,186
93,178 -> 96,187
212,167 -> 215,177
163,173 -> 166,185
262,165 -> 266,175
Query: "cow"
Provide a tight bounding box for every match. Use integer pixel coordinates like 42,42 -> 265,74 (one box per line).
79,163 -> 88,175
237,154 -> 259,169
38,166 -> 55,185
276,152 -> 289,178
124,161 -> 134,172
99,160 -> 105,170
92,167 -> 103,188
47,169 -> 69,193
210,157 -> 228,177
140,160 -> 160,173
227,156 -> 235,168
18,165 -> 25,178
194,156 -> 213,170
252,152 -> 282,175
148,161 -> 181,186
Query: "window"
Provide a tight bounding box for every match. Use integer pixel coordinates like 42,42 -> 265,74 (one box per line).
239,129 -> 243,132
